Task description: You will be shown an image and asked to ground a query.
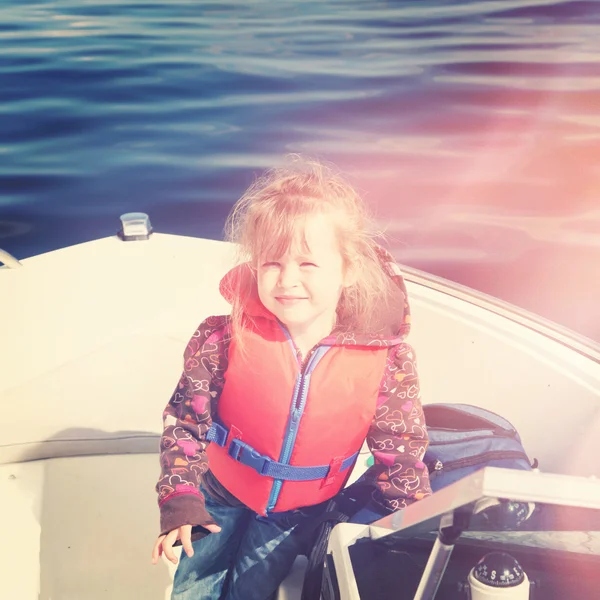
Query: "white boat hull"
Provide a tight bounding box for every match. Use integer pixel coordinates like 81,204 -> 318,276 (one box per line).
1,233 -> 598,599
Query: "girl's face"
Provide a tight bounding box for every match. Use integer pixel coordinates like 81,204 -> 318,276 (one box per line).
256,213 -> 353,339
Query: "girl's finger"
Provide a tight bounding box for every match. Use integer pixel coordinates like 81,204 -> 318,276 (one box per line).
162,530 -> 180,565
180,525 -> 194,559
151,536 -> 165,565
205,523 -> 222,533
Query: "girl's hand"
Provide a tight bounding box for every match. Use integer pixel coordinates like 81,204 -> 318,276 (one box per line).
151,523 -> 222,565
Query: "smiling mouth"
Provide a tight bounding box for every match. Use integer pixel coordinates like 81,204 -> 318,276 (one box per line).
276,297 -> 307,304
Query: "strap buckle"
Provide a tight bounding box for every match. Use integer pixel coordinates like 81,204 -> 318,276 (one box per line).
228,438 -> 273,476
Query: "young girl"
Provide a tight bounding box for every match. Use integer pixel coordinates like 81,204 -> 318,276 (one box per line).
151,156 -> 431,600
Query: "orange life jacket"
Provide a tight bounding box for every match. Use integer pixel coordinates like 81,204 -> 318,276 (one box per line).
206,315 -> 389,516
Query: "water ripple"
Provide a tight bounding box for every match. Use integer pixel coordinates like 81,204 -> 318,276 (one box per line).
1,0 -> 599,338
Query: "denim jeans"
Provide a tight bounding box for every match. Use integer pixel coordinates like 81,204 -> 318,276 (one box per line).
171,488 -> 306,600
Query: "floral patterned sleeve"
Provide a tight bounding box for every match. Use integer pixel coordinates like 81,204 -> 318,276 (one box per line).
366,343 -> 432,512
155,315 -> 230,535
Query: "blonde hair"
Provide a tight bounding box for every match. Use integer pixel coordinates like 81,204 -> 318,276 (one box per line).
223,154 -> 394,358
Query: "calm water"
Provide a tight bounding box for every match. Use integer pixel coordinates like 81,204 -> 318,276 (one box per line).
1,0 -> 599,340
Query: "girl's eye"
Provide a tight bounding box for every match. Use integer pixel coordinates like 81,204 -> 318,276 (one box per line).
261,261 -> 316,267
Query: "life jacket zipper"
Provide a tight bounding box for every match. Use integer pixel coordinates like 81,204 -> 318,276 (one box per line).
266,325 -> 325,512
427,450 -> 530,475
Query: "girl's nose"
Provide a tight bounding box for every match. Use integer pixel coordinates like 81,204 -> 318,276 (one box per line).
277,263 -> 300,288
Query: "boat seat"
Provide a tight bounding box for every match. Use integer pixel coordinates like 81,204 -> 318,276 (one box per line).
0,333 -> 182,466
277,556 -> 309,600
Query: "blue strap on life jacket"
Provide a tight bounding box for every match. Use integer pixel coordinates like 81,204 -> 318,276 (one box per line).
206,421 -> 359,481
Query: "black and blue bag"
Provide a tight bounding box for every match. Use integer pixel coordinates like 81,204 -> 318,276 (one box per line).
423,403 -> 537,492
301,402 -> 537,599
